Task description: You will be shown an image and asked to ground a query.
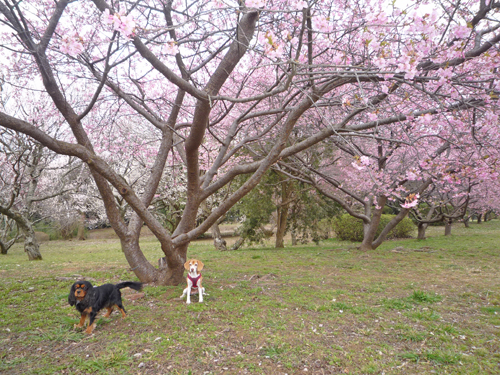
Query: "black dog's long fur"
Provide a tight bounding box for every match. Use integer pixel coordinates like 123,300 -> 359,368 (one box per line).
68,280 -> 142,334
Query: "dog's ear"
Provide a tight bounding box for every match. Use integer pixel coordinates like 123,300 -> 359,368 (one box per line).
68,283 -> 77,306
184,260 -> 190,271
197,260 -> 204,271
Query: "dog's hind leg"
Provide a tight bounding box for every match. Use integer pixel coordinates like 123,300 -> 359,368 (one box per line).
115,302 -> 127,318
103,307 -> 113,318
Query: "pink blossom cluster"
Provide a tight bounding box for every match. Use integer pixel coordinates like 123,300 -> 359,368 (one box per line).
246,0 -> 265,8
351,156 -> 371,171
164,41 -> 179,55
60,35 -> 84,57
402,193 -> 420,209
102,9 -> 136,37
257,30 -> 285,59
294,0 -> 308,8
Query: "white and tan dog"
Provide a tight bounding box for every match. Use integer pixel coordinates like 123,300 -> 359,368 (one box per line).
180,259 -> 206,304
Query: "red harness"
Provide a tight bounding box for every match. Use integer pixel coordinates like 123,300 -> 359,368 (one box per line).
188,274 -> 201,289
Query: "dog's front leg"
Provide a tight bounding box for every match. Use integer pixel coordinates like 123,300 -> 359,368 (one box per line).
75,313 -> 87,328
198,277 -> 204,303
85,308 -> 97,334
186,284 -> 192,304
180,279 -> 193,304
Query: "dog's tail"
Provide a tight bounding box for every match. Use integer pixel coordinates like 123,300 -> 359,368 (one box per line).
115,281 -> 143,291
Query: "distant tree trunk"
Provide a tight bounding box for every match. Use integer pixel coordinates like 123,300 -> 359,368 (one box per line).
211,222 -> 227,251
417,222 -> 428,240
0,207 -> 42,260
477,214 -> 482,224
463,216 -> 470,228
484,211 -> 491,221
0,218 -> 19,255
77,212 -> 86,240
22,226 -> 42,260
291,228 -> 297,246
444,219 -> 452,236
275,180 -> 292,248
230,237 -> 245,251
275,210 -> 289,248
0,239 -> 16,255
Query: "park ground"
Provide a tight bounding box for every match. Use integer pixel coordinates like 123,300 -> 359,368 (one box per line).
0,222 -> 499,374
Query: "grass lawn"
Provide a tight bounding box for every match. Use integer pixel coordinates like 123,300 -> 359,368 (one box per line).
0,221 -> 499,374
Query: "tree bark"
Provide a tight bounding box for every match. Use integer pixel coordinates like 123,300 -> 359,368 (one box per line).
359,196 -> 387,251
211,222 -> 227,251
77,212 -> 86,240
0,207 -> 42,260
463,216 -> 470,228
22,226 -> 42,261
0,239 -> 16,255
0,218 -> 19,255
444,219 -> 452,236
230,237 -> 245,251
417,222 -> 428,240
275,180 -> 292,248
291,228 -> 297,246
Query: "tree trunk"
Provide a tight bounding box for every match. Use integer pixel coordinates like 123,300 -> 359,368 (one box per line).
0,241 -> 8,255
0,228 -> 18,255
477,214 -> 482,224
0,207 -> 42,260
22,226 -> 42,261
230,237 -> 245,251
463,216 -> 470,228
417,222 -> 427,240
444,220 -> 452,236
291,228 -> 297,246
119,215 -> 187,286
275,180 -> 292,248
360,221 -> 375,251
77,212 -> 86,240
211,222 -> 227,251
360,196 -> 387,251
275,210 -> 289,248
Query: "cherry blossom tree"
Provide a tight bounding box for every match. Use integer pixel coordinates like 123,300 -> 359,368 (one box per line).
0,0 -> 499,283
0,129 -> 81,259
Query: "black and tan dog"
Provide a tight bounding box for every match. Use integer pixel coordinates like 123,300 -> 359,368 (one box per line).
68,280 -> 142,334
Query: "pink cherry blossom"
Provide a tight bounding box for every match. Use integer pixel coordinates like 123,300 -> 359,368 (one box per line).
294,0 -> 308,9
402,193 -> 420,209
246,0 -> 265,8
60,36 -> 84,56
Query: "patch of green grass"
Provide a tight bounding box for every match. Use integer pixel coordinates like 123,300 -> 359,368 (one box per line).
381,296 -> 414,310
481,305 -> 500,314
399,351 -> 421,362
406,309 -> 441,321
425,349 -> 462,364
69,352 -> 131,372
399,349 -> 462,365
410,290 -> 443,303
